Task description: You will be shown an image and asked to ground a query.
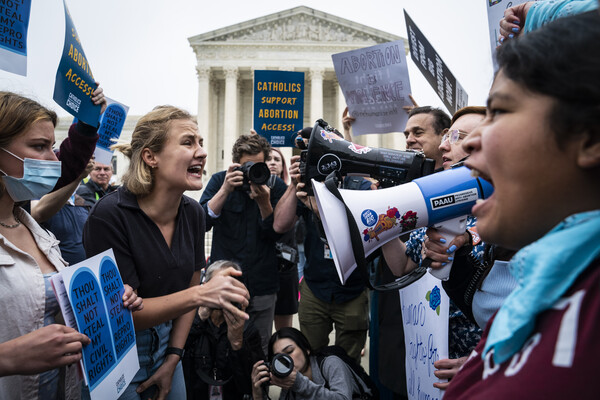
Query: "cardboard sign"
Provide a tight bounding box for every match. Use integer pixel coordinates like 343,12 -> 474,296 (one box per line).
52,249 -> 138,399
253,70 -> 304,147
53,0 -> 101,126
95,98 -> 129,165
333,40 -> 412,135
399,273 -> 449,400
404,10 -> 468,115
0,0 -> 31,76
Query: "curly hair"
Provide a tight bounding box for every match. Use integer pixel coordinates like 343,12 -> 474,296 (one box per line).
231,134 -> 271,163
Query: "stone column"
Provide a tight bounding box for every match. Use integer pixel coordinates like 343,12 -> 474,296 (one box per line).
336,80 -> 347,135
196,66 -> 215,176
309,67 -> 324,125
223,66 -> 239,168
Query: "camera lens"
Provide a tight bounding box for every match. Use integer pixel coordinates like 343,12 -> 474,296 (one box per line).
247,162 -> 270,185
271,353 -> 294,378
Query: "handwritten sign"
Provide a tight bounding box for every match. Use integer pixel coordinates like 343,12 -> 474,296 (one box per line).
253,70 -> 304,147
332,40 -> 412,135
53,0 -> 101,126
0,0 -> 31,76
404,11 -> 468,115
52,249 -> 138,400
95,98 -> 129,165
399,273 -> 449,400
486,0 -> 540,70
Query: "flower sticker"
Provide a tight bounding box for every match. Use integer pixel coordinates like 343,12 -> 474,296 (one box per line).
400,210 -> 418,232
363,207 -> 401,242
426,285 -> 441,316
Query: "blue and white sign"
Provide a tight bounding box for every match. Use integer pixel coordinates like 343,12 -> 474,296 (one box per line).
53,0 -> 101,126
253,70 -> 304,147
52,249 -> 138,400
95,98 -> 129,165
0,0 -> 31,76
399,273 -> 449,400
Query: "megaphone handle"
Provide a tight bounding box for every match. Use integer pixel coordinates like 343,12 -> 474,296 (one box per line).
427,216 -> 468,281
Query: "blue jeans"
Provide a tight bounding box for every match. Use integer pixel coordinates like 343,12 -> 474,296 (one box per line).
82,321 -> 186,400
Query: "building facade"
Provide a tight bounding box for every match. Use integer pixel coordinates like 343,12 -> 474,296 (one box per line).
57,6 -> 409,200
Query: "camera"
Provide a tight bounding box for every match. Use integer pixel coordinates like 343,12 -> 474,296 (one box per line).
264,353 -> 294,378
234,161 -> 271,192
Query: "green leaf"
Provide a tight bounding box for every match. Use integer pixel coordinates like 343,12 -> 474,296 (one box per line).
436,305 -> 440,316
426,291 -> 431,301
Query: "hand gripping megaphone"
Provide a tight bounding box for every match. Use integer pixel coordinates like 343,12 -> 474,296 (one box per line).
297,119 -> 436,194
312,166 -> 493,285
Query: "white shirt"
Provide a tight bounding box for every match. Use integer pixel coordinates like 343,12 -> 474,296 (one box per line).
0,207 -> 79,399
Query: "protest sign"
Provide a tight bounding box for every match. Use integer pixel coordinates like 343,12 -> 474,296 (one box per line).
404,11 -> 468,115
53,0 -> 101,126
486,0 -> 539,70
0,0 -> 31,76
52,249 -> 138,399
333,40 -> 412,135
399,273 -> 449,400
95,98 -> 129,165
253,70 -> 304,147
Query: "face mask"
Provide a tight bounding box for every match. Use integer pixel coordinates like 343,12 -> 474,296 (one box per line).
0,148 -> 62,202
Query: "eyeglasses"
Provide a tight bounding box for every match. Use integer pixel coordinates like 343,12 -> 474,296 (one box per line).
441,129 -> 469,145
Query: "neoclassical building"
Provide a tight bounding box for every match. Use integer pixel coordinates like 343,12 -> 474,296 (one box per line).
188,5 -> 409,178
57,6 -> 409,199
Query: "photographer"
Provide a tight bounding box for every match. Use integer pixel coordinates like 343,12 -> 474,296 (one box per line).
251,327 -> 368,400
201,134 -> 288,355
183,260 -> 264,400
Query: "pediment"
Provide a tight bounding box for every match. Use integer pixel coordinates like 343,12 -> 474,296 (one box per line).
189,6 -> 400,45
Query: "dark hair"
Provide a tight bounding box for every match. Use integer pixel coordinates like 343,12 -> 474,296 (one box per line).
408,106 -> 451,135
451,106 -> 486,126
268,327 -> 312,363
232,134 -> 271,163
496,11 -> 600,144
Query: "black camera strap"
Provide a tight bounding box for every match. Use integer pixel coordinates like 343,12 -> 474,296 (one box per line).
323,172 -> 369,285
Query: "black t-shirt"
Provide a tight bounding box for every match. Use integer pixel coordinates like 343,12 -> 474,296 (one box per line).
83,187 -> 206,298
200,171 -> 287,297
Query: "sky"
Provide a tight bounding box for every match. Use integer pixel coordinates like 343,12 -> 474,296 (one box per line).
0,0 -> 495,118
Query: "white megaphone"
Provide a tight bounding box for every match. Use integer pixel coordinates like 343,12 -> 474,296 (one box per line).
312,166 -> 493,284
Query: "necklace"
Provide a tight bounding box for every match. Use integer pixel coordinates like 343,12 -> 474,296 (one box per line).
0,212 -> 21,229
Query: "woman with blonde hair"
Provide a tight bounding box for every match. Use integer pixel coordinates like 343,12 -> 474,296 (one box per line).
84,105 -> 250,399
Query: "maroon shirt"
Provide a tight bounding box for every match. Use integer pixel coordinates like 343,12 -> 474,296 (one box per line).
445,259 -> 600,399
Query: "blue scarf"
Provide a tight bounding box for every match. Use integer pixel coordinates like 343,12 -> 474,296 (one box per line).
484,210 -> 600,364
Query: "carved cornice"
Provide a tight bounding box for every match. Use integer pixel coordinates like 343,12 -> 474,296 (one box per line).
189,6 -> 402,47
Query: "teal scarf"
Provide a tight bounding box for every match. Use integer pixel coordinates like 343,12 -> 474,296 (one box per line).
484,210 -> 600,364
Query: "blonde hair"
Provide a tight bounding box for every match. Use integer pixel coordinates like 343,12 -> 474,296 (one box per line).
112,105 -> 195,196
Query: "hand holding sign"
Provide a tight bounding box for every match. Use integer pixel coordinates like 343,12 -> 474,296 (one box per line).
0,324 -> 90,377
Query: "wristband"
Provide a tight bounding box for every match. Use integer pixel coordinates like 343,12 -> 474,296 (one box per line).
165,347 -> 184,359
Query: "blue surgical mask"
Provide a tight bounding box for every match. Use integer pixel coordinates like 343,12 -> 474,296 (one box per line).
0,148 -> 62,201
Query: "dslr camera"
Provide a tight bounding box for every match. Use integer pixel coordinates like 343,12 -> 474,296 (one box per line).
234,161 -> 271,192
264,353 -> 294,378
